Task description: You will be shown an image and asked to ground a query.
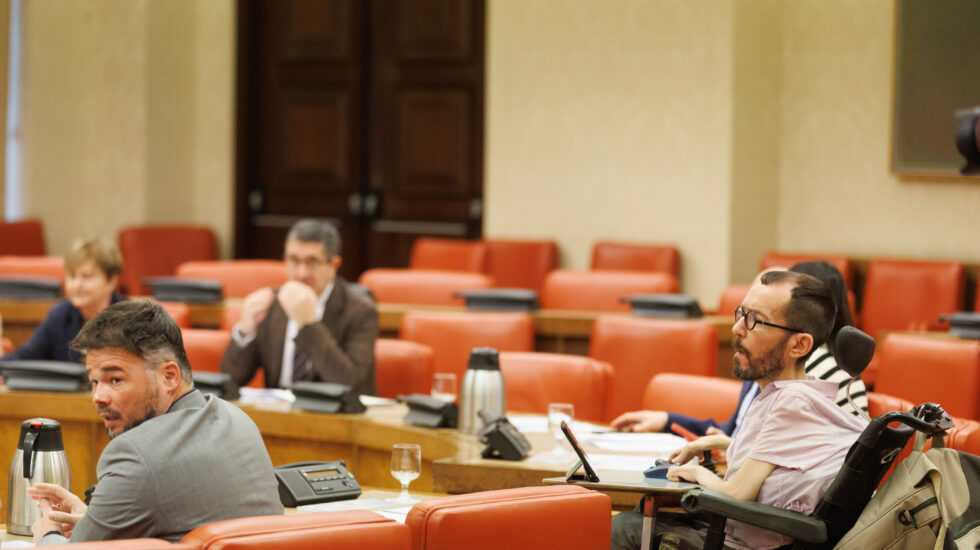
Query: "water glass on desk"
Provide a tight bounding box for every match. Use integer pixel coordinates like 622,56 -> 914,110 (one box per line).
389,443 -> 421,504
431,373 -> 457,403
547,403 -> 574,455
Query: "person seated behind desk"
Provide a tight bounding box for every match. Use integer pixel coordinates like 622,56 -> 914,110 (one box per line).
611,271 -> 867,550
611,261 -> 868,438
220,218 -> 379,395
3,238 -> 125,362
28,301 -> 283,545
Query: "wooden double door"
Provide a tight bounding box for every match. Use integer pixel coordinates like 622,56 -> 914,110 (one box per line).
234,0 -> 485,279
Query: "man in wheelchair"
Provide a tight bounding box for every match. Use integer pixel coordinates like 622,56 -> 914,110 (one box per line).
612,270 -> 867,550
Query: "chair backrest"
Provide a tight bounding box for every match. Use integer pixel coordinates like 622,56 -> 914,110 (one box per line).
641,373 -> 743,424
498,351 -> 613,421
118,225 -> 217,295
946,418 -> 980,455
375,338 -> 436,399
359,269 -> 493,306
59,540 -> 197,549
160,302 -> 192,329
182,510 -> 410,550
0,219 -> 45,255
483,239 -> 557,293
541,270 -> 678,312
590,241 -> 679,276
590,316 -> 718,421
0,255 -> 66,285
866,392 -> 915,418
714,284 -> 750,316
176,260 -> 288,298
406,485 -> 611,550
399,311 -> 534,381
860,259 -> 965,337
758,251 -> 854,288
182,328 -> 232,373
876,333 -> 980,419
410,238 -> 488,273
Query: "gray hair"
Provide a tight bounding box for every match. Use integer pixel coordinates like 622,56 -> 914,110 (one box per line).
286,219 -> 341,258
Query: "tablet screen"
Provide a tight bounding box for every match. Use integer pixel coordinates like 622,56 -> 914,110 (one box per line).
561,420 -> 599,482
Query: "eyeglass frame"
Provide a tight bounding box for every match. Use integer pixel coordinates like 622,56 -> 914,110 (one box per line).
734,305 -> 805,334
285,255 -> 331,270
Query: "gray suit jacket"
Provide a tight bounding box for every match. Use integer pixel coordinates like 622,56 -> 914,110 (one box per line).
220,277 -> 379,396
39,390 -> 283,545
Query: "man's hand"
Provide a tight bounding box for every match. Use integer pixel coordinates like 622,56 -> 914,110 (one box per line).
668,434 -> 732,464
238,287 -> 276,336
610,410 -> 668,433
666,462 -> 706,484
28,483 -> 86,541
277,281 -> 318,325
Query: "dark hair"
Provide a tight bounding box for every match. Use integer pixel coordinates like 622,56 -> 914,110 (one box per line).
286,219 -> 341,258
760,270 -> 837,364
70,300 -> 192,381
789,261 -> 853,354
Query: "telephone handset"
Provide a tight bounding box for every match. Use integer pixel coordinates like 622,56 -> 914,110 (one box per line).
478,409 -> 532,460
274,460 -> 362,506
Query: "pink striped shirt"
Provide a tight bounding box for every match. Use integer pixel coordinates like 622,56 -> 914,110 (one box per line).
723,378 -> 867,550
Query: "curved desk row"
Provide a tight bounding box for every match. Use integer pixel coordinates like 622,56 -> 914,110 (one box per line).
0,388 -> 654,511
0,299 -> 737,378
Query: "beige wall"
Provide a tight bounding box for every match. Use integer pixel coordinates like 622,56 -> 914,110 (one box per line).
11,0 -> 979,305
16,0 -> 234,257
485,0 -> 736,303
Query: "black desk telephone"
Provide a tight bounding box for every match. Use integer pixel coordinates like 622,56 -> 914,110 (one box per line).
274,460 -> 362,506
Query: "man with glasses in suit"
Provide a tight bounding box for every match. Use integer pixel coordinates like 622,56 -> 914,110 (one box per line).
221,219 -> 378,395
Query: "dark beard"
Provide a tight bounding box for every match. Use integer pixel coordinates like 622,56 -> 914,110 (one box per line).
105,407 -> 159,440
733,334 -> 790,382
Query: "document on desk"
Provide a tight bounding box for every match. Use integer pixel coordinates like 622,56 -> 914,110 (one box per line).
583,432 -> 686,454
297,498 -> 414,523
507,415 -> 608,434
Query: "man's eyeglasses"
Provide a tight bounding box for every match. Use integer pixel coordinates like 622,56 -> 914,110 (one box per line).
286,256 -> 329,270
734,306 -> 804,333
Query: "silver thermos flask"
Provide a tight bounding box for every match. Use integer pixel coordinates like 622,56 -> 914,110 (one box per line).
7,418 -> 71,536
458,348 -> 507,434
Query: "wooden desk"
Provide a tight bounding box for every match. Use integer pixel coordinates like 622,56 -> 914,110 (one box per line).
0,388 -> 668,511
0,299 -> 737,378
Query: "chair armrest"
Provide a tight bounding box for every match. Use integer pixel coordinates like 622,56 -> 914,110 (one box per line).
680,487 -> 827,543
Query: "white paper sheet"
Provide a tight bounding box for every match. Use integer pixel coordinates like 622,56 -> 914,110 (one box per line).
582,432 -> 686,454
237,387 -> 296,404
507,415 -> 608,435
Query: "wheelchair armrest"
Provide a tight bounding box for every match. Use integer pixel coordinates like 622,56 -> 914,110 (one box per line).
680,487 -> 827,543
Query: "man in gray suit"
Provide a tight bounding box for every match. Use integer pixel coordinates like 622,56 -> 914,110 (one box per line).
29,301 -> 283,545
220,219 -> 378,395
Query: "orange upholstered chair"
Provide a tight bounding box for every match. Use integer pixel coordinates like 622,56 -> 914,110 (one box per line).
410,238 -> 488,273
176,260 -> 288,298
758,251 -> 854,288
590,316 -> 718,422
590,241 -> 680,277
946,419 -> 980,456
0,219 -> 46,255
399,311 -> 534,381
183,510 -> 410,550
0,255 -> 66,285
181,328 -> 231,373
866,392 -> 915,418
118,225 -> 217,296
484,239 -> 557,293
541,270 -> 678,312
641,373 -> 743,424
359,269 -> 493,306
58,540 -> 197,549
159,302 -> 192,328
375,338 -> 436,399
498,352 -> 612,421
714,284 -> 750,316
861,259 -> 965,337
406,485 -> 611,550
876,333 -> 980,419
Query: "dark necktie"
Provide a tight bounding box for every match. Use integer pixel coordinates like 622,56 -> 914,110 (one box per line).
293,349 -> 312,383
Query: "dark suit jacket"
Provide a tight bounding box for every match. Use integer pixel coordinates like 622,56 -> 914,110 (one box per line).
2,293 -> 126,362
665,381 -> 757,437
220,277 -> 379,396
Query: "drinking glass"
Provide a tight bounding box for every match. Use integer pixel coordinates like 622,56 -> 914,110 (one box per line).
389,443 -> 421,504
547,403 -> 575,455
431,373 -> 458,403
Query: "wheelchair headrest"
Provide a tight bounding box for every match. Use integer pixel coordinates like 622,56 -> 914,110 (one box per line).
834,326 -> 876,378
